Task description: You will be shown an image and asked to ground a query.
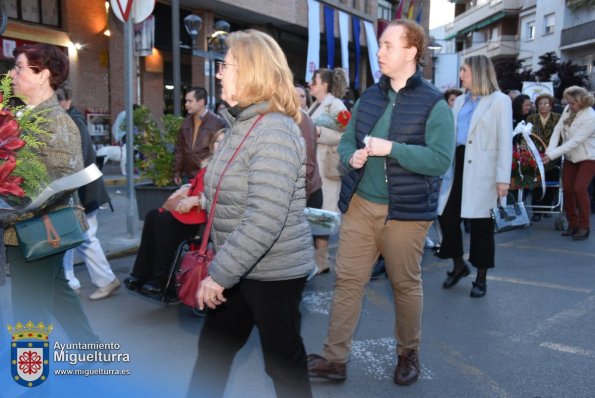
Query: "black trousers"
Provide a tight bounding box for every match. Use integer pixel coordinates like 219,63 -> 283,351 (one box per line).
131,209 -> 201,288
187,277 -> 312,398
306,188 -> 323,209
437,146 -> 495,269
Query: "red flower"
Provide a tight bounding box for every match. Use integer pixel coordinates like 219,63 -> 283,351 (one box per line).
0,156 -> 25,197
510,144 -> 541,190
0,109 -> 25,159
336,110 -> 352,129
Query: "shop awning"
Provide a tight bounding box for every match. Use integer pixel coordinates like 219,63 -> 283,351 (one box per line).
444,12 -> 506,40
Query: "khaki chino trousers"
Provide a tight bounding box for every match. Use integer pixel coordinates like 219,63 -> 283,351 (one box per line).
322,194 -> 430,363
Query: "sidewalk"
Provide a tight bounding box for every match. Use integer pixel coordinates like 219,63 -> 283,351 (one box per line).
78,164 -> 142,263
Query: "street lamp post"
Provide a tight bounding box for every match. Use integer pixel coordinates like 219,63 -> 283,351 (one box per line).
184,15 -> 230,110
428,39 -> 443,86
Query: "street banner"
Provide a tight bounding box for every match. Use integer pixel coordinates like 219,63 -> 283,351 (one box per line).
338,10 -> 349,84
324,5 -> 335,69
363,20 -> 381,83
305,0 -> 320,83
352,16 -> 361,89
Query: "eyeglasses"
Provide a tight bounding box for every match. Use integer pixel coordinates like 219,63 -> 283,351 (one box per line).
11,63 -> 41,74
217,62 -> 237,74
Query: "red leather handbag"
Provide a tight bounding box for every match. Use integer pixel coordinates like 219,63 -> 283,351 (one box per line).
176,243 -> 214,308
175,115 -> 264,308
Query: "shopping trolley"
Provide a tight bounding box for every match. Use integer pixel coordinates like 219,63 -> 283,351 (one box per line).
518,134 -> 568,231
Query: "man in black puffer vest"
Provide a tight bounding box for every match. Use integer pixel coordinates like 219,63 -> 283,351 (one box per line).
308,20 -> 455,386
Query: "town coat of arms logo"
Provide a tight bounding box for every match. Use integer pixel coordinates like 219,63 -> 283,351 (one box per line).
7,321 -> 53,387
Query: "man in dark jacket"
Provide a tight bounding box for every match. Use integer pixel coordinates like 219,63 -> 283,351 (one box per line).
173,87 -> 225,184
307,20 -> 455,386
56,83 -> 121,301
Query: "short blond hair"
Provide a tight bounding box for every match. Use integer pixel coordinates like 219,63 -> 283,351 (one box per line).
463,55 -> 500,96
226,29 -> 301,123
563,86 -> 595,110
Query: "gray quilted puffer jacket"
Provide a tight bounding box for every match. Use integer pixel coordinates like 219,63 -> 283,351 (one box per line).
204,102 -> 316,288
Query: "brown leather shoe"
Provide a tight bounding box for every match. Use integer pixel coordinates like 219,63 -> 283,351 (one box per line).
572,227 -> 590,241
394,349 -> 420,385
307,354 -> 346,381
561,226 -> 579,236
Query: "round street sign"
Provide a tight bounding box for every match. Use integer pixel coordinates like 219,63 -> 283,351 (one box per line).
111,0 -> 155,23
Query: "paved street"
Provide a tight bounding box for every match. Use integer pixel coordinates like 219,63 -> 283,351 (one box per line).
1,178 -> 594,398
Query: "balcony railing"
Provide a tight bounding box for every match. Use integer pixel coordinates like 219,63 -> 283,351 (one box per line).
561,20 -> 595,47
459,35 -> 519,59
445,0 -> 521,40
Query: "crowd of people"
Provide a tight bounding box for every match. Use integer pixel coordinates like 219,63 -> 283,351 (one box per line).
3,17 -> 594,398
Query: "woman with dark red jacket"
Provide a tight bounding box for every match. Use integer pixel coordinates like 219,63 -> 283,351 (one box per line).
124,130 -> 224,295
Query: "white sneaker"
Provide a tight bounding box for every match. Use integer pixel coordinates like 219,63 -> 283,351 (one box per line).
424,237 -> 435,249
89,278 -> 121,300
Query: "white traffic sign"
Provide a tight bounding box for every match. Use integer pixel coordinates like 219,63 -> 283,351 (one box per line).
111,0 -> 155,23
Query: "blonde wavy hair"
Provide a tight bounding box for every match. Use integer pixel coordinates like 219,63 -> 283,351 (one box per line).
463,55 -> 500,97
225,29 -> 301,123
563,86 -> 595,110
562,86 -> 594,128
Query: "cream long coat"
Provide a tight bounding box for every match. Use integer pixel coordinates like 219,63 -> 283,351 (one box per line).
308,93 -> 347,213
438,91 -> 513,218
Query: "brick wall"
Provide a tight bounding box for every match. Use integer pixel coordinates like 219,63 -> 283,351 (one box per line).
108,8 -> 165,135
62,0 -> 110,118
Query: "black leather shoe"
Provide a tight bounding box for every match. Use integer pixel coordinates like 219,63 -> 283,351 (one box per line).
124,276 -> 144,291
139,284 -> 162,296
531,213 -> 541,222
370,257 -> 386,279
442,265 -> 470,289
470,282 -> 486,298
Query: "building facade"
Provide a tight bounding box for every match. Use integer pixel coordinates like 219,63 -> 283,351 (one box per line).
442,0 -> 594,90
1,0 -> 433,143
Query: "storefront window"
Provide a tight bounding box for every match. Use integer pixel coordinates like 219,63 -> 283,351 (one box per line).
6,0 -> 61,27
41,0 -> 59,26
5,0 -> 19,19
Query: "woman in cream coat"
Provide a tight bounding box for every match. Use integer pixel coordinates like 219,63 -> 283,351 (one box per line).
437,55 -> 512,298
543,86 -> 595,240
308,67 -> 348,273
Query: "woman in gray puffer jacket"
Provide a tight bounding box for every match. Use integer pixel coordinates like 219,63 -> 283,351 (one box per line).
187,30 -> 315,398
